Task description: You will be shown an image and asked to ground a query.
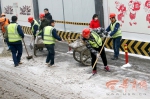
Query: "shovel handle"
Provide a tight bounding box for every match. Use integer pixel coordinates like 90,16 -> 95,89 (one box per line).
22,39 -> 30,57
92,37 -> 108,69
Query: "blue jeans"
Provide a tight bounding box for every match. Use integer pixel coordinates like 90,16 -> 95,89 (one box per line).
6,41 -> 10,49
45,44 -> 55,65
10,43 -> 23,65
113,36 -> 122,58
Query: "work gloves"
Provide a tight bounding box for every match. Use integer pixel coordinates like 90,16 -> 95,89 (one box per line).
103,31 -> 108,36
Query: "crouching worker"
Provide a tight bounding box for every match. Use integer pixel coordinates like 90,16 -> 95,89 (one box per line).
82,28 -> 110,74
28,17 -> 39,39
43,20 -> 63,67
6,16 -> 24,67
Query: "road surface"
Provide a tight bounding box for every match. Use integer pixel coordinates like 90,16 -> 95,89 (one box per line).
0,35 -> 150,99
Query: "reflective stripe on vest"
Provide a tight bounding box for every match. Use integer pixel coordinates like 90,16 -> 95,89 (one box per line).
110,21 -> 122,38
88,32 -> 102,48
31,20 -> 39,32
43,26 -> 56,44
7,23 -> 22,42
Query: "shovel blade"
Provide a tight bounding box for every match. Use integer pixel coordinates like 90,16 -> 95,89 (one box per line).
26,56 -> 33,59
29,43 -> 33,50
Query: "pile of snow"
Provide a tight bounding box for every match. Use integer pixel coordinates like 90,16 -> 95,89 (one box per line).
121,63 -> 132,68
69,39 -> 84,48
35,36 -> 43,44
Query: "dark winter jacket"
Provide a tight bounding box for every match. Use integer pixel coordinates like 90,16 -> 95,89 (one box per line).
45,13 -> 52,21
82,33 -> 98,56
39,19 -> 49,31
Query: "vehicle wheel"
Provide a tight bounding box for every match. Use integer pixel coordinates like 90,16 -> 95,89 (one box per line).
73,50 -> 81,62
39,48 -> 43,51
80,49 -> 91,66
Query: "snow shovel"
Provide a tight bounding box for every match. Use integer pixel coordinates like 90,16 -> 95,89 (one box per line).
29,36 -> 34,50
0,34 -> 11,57
22,39 -> 33,59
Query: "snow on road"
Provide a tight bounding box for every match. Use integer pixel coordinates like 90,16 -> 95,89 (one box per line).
0,48 -> 150,99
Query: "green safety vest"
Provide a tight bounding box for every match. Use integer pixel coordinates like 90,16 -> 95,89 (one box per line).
43,26 -> 56,44
31,20 -> 39,33
7,23 -> 22,42
88,32 -> 102,48
110,21 -> 122,38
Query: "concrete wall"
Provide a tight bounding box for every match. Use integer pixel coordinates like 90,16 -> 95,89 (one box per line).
38,0 -> 95,32
103,0 -> 150,42
1,0 -> 34,26
0,0 -> 2,14
0,0 -> 149,56
38,0 -> 65,31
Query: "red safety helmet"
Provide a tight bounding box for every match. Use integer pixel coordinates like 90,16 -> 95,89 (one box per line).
82,28 -> 91,38
109,13 -> 116,18
28,17 -> 33,23
39,13 -> 45,18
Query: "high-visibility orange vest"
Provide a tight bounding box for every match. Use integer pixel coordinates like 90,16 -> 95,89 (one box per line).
0,17 -> 10,33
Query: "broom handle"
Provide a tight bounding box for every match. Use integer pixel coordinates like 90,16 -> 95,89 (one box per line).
22,39 -> 30,57
92,37 -> 108,69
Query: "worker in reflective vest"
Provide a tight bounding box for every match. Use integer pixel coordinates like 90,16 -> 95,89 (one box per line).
6,16 -> 24,67
0,13 -> 10,33
106,13 -> 122,60
82,28 -> 110,74
43,20 -> 63,67
28,17 -> 39,39
0,13 -> 10,50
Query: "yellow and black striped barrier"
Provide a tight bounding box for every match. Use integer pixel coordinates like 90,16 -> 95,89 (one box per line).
21,26 -> 81,41
21,26 -> 150,56
104,38 -> 150,56
21,26 -> 32,35
55,20 -> 89,26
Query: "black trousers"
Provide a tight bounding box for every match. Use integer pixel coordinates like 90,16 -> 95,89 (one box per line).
91,46 -> 107,71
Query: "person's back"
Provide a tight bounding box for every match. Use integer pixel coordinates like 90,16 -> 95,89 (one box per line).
7,16 -> 24,67
7,23 -> 22,44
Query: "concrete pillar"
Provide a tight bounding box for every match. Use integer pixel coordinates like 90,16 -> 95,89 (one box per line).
94,0 -> 104,27
0,0 -> 2,14
32,0 -> 39,21
62,0 -> 66,31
